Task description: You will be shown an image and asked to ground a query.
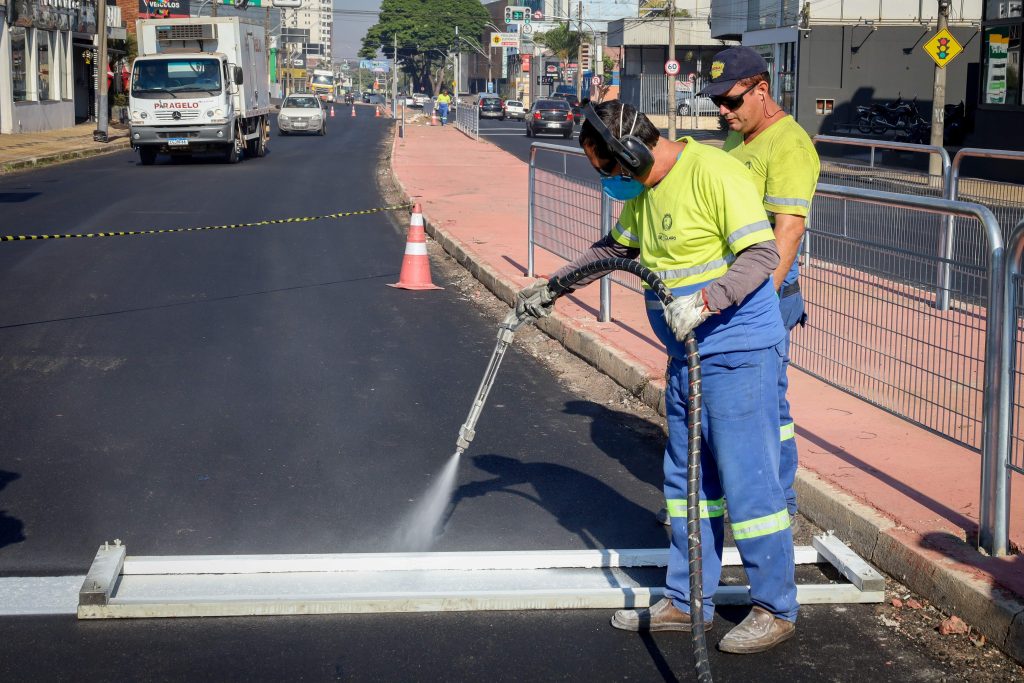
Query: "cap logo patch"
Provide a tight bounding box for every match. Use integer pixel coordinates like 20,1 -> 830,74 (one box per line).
711,61 -> 725,79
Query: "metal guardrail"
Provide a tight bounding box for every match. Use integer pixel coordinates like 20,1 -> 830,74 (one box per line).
454,100 -> 479,141
811,137 -> 954,307
948,149 -> 1024,310
999,219 -> 1024,557
807,184 -> 1007,556
526,141 -> 1014,555
527,143 -> 637,323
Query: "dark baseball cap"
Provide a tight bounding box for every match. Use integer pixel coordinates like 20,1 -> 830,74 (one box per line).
698,47 -> 769,97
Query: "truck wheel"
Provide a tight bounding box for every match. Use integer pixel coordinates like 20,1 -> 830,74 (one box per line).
259,120 -> 269,156
225,126 -> 243,164
139,148 -> 157,166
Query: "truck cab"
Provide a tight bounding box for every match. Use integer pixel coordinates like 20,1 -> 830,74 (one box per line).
130,18 -> 270,165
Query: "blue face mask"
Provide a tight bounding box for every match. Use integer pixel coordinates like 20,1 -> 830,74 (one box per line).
601,175 -> 645,201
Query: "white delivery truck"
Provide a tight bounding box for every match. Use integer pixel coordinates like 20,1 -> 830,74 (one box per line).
130,17 -> 271,165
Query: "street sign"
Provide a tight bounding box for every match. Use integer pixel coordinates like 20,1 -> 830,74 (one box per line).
491,32 -> 520,49
533,10 -> 543,20
520,23 -> 534,36
541,76 -> 554,85
271,0 -> 300,6
664,59 -> 680,76
591,75 -> 602,86
923,28 -> 963,68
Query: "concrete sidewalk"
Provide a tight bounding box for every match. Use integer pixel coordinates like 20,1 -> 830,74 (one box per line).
0,124 -> 131,175
390,122 -> 1024,662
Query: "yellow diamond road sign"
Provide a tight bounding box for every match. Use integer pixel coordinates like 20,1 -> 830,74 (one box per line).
923,28 -> 963,68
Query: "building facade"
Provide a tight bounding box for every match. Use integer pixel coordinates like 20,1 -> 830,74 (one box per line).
708,0 -> 1024,150
0,0 -> 118,133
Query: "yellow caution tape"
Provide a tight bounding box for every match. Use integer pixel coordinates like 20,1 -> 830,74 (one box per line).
0,203 -> 414,242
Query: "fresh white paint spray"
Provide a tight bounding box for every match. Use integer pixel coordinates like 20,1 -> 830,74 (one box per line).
391,450 -> 462,551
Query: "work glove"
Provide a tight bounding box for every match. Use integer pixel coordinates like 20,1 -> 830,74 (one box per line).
663,290 -> 714,341
515,281 -> 556,319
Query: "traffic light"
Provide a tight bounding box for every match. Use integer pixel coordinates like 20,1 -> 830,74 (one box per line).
580,43 -> 592,71
504,6 -> 529,23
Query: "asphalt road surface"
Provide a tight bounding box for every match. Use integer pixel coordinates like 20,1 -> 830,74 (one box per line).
0,112 -> 1017,682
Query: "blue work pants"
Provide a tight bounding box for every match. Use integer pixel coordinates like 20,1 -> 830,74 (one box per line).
438,103 -> 449,125
778,290 -> 806,517
663,344 -> 798,622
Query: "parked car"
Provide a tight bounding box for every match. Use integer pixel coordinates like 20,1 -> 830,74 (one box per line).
478,95 -> 504,119
277,94 -> 326,136
525,98 -> 574,139
675,91 -> 719,117
412,93 -> 431,108
550,92 -> 582,123
504,99 -> 527,120
362,92 -> 383,104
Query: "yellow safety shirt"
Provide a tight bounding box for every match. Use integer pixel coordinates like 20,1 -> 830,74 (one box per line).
723,116 -> 819,287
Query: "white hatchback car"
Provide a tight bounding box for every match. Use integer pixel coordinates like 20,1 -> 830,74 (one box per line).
504,99 -> 527,120
278,94 -> 326,136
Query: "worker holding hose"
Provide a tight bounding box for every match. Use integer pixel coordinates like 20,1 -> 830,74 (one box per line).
516,101 -> 797,653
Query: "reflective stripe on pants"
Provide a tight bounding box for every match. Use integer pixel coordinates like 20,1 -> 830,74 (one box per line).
663,343 -> 798,622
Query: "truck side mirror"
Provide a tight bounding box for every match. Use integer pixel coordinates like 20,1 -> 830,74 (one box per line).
234,66 -> 244,85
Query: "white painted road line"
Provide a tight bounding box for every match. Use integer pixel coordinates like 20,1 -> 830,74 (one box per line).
0,576 -> 83,615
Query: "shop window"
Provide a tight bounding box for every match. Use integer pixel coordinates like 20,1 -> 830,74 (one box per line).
12,27 -> 28,102
983,23 -> 1022,105
38,31 -> 51,101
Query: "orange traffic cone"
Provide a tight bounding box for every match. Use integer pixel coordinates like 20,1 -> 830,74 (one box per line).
388,204 -> 442,291
375,106 -> 381,118
351,105 -> 356,117
430,109 -> 438,126
330,106 -> 335,118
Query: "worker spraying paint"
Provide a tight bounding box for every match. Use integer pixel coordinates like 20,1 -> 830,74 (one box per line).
517,102 -> 798,657
455,258 -> 712,680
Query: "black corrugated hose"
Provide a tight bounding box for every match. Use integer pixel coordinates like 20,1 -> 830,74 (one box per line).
547,259 -> 713,682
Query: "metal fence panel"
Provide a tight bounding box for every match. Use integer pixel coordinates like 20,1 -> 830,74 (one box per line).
1013,272 -> 1024,477
797,194 -> 990,450
455,100 -> 478,140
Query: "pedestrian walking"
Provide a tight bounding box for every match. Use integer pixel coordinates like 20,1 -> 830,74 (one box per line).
703,46 -> 820,524
516,100 -> 797,654
436,90 -> 452,126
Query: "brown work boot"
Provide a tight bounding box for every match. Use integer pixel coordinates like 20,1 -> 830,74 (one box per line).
611,598 -> 713,632
717,606 -> 795,653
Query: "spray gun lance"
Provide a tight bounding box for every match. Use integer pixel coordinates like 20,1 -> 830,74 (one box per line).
455,309 -> 529,456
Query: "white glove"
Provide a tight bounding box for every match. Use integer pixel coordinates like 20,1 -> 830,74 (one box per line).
515,281 -> 556,319
663,290 -> 713,341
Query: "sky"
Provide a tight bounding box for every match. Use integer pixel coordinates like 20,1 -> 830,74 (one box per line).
333,0 -> 385,60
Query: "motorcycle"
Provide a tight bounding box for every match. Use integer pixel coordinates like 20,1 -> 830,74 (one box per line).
856,96 -> 930,143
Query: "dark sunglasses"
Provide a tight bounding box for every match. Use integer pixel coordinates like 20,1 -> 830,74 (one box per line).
710,82 -> 758,111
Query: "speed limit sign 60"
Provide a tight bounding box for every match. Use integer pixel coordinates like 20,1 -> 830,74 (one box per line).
664,59 -> 680,76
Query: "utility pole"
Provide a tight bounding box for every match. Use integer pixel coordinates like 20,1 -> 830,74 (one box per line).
929,0 -> 950,177
575,0 -> 583,100
668,0 -> 676,139
93,0 -> 109,142
211,0 -> 218,17
393,33 -> 399,117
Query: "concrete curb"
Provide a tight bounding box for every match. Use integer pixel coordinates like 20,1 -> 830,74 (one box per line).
0,139 -> 131,176
388,134 -> 1024,666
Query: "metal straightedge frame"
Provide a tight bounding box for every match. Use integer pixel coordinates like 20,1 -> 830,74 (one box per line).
77,533 -> 885,619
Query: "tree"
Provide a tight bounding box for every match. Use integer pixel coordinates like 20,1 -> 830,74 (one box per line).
532,23 -> 583,66
360,0 -> 489,95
